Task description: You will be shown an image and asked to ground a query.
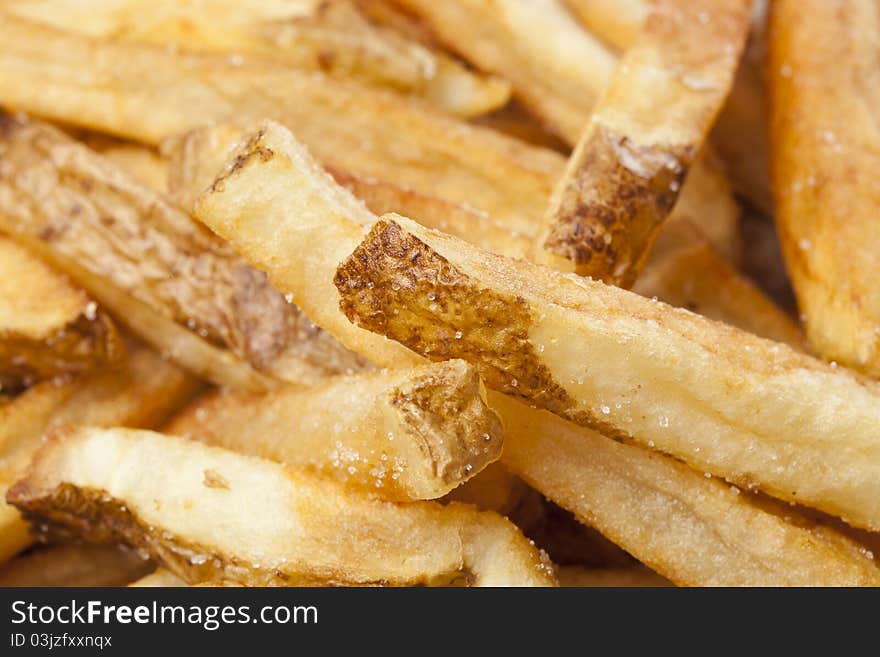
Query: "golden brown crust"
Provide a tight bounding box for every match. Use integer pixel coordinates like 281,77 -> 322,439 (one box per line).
536,0 -> 752,285
768,0 -> 880,376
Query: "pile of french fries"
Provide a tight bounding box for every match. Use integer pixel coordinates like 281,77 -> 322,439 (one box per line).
0,0 -> 877,587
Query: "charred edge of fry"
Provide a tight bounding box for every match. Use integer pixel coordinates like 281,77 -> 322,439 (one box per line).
390,362 -> 502,484
543,126 -> 692,284
335,217 -> 598,426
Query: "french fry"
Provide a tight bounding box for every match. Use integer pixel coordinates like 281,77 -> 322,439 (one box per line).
558,566 -> 670,588
635,222 -> 804,348
768,0 -> 880,378
194,121 -> 880,584
163,124 -> 531,259
565,0 -> 773,214
1,0 -> 510,118
0,543 -> 152,587
0,13 -> 563,235
165,360 -> 503,501
93,145 -> 169,195
394,0 -> 743,266
495,392 -> 880,587
0,237 -> 122,392
392,0 -> 616,142
8,427 -> 557,586
0,343 -> 200,562
534,0 -> 752,285
334,213 -> 880,530
0,112 -> 364,390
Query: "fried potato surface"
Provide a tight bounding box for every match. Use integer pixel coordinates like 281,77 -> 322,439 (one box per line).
535,0 -> 752,284
8,427 -> 556,586
334,214 -> 880,531
768,0 -> 880,377
0,112 -> 363,389
0,237 -> 122,392
166,360 -> 502,501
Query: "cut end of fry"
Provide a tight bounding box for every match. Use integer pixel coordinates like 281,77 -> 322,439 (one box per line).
166,359 -> 503,501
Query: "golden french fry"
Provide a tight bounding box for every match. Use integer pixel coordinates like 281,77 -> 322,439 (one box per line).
558,566 -> 671,588
0,543 -> 152,587
394,0 -> 743,266
334,213 -> 880,530
768,0 -> 880,378
1,0 -> 509,118
165,360 -> 503,501
163,124 -> 531,259
636,222 -> 804,348
0,343 -> 200,562
193,121 -> 880,584
495,392 -> 880,587
93,145 -> 168,195
0,112 -> 364,389
0,13 -> 560,235
534,0 -> 752,285
0,237 -> 123,392
9,427 -> 557,586
565,0 -> 773,214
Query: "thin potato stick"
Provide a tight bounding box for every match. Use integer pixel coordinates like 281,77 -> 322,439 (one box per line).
534,0 -> 752,285
768,0 -> 880,377
8,428 -> 557,587
165,360 -> 503,501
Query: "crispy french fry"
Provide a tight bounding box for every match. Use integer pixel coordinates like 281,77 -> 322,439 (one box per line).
443,462 -> 530,517
334,213 -> 880,530
130,568 -> 189,587
394,0 -> 743,265
165,360 -> 503,501
0,237 -> 122,392
768,0 -> 880,377
0,543 -> 152,587
194,121 -> 880,584
163,124 -> 531,259
0,343 -> 199,562
0,13 -> 561,235
495,392 -> 880,586
534,0 -> 752,285
0,112 -> 364,389
636,222 -> 804,347
1,0 -> 509,118
565,0 -> 773,214
94,145 -> 168,195
9,427 -> 557,586
558,566 -> 671,588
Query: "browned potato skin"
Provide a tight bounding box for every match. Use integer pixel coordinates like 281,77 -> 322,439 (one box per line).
0,543 -> 152,587
565,0 -> 774,215
0,237 -> 123,392
535,0 -> 752,286
196,121 -> 874,584
0,112 -> 363,388
165,360 -> 503,501
8,428 -> 557,587
0,343 -> 200,562
335,215 -> 880,530
768,0 -> 880,377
